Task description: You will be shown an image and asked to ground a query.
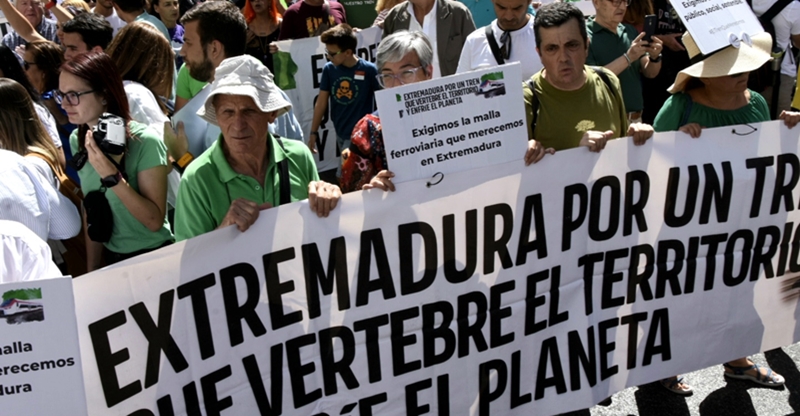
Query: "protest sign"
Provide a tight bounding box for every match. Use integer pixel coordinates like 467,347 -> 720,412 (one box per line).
273,27 -> 382,175
74,120 -> 800,415
0,277 -> 86,414
376,63 -> 527,184
669,0 -> 762,54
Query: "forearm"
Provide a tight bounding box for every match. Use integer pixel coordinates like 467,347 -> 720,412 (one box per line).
605,54 -> 631,76
111,180 -> 167,232
310,95 -> 328,132
641,56 -> 661,78
51,5 -> 74,24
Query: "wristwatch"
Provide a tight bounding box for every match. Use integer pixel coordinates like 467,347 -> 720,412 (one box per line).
101,171 -> 123,188
172,152 -> 194,174
310,131 -> 319,138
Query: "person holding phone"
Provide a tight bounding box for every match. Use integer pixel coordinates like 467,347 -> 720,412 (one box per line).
586,0 -> 663,123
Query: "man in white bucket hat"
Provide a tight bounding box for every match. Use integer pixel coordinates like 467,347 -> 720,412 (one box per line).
174,55 -> 342,241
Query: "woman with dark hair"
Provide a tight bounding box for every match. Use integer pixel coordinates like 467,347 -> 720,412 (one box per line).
0,44 -> 65,167
59,52 -> 173,271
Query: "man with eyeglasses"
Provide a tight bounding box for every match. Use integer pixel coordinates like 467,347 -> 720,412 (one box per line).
309,23 -> 381,183
586,0 -> 662,123
456,0 -> 542,81
1,0 -> 57,50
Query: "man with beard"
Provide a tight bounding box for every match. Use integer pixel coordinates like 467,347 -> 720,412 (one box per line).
167,0 -> 302,173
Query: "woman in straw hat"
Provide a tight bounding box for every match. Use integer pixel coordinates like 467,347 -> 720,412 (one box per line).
654,31 -> 800,135
653,31 -> 798,395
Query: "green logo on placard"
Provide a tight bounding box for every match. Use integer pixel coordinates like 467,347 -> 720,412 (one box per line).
481,72 -> 505,82
396,94 -> 402,102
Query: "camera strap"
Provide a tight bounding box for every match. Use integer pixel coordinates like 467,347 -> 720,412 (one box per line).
274,136 -> 291,206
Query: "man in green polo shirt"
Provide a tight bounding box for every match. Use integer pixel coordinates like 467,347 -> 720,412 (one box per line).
174,55 -> 342,241
586,0 -> 662,123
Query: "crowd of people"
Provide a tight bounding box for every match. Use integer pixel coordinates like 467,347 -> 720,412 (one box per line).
1,0 -> 800,405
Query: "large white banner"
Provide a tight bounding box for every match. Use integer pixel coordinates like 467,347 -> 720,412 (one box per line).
274,27 -> 382,174
0,277 -> 86,414
74,121 -> 800,415
376,64 -> 527,183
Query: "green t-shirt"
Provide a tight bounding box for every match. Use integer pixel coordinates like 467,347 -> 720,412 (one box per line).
586,19 -> 642,113
174,134 -> 321,241
176,64 -> 208,100
653,90 -> 770,132
524,66 -> 628,151
70,121 -> 173,254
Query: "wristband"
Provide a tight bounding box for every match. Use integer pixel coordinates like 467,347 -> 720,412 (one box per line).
623,52 -> 632,65
310,131 -> 319,137
175,151 -> 193,169
649,53 -> 662,63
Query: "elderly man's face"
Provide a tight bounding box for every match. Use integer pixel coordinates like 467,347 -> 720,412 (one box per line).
215,94 -> 278,154
17,0 -> 43,28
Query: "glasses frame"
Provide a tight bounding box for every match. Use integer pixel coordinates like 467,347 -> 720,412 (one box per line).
376,66 -> 425,88
325,48 -> 343,58
55,89 -> 96,106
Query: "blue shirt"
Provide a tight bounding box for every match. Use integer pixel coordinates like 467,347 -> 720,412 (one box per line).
319,58 -> 381,142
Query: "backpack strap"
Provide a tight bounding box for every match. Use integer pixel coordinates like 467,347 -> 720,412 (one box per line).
590,66 -> 616,98
761,0 -> 793,23
485,25 -> 505,66
274,135 -> 291,206
526,78 -> 539,139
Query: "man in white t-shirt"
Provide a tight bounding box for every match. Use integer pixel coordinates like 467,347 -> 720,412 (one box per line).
457,0 -> 542,80
752,0 -> 800,113
92,0 -> 126,36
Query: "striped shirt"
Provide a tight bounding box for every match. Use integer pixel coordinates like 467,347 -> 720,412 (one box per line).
2,19 -> 58,50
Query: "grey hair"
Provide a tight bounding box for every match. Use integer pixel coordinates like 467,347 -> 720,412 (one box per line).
376,31 -> 434,73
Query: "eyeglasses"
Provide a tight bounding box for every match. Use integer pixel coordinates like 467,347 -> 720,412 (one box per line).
55,89 -> 96,106
325,48 -> 343,58
376,66 -> 425,88
606,0 -> 632,6
23,61 -> 36,70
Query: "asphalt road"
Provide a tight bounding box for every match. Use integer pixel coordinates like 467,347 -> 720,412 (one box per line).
559,343 -> 800,416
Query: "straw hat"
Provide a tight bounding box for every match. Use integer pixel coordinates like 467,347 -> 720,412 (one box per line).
198,55 -> 292,126
667,31 -> 772,93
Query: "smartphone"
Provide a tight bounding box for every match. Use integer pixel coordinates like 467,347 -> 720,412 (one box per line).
643,14 -> 657,43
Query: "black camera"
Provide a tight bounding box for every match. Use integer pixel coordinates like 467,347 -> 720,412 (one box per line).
68,113 -> 126,171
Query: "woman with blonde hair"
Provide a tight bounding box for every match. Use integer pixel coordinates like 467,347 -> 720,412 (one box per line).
0,78 -> 81,242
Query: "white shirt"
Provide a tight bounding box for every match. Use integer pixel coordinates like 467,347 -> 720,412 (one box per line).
124,80 -> 181,208
753,0 -> 800,76
0,150 -> 80,242
457,16 -> 542,80
92,7 -> 126,36
0,220 -> 62,283
33,102 -> 61,149
408,0 -> 442,78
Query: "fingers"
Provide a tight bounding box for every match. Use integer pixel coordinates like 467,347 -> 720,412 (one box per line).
269,42 -> 279,54
227,198 -> 260,232
308,181 -> 342,217
307,136 -> 318,154
341,148 -> 350,160
679,123 -> 703,138
370,170 -> 395,192
780,110 -> 800,128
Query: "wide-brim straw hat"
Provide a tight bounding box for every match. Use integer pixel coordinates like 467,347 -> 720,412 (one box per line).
198,55 -> 292,126
668,31 -> 772,93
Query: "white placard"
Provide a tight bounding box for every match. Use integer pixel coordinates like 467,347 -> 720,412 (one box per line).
669,0 -> 763,54
375,63 -> 527,183
0,277 -> 86,414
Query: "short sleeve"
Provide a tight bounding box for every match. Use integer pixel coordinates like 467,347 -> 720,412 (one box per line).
174,174 -> 217,241
132,126 -> 169,172
176,64 -> 193,99
320,63 -> 333,92
653,93 -> 687,132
